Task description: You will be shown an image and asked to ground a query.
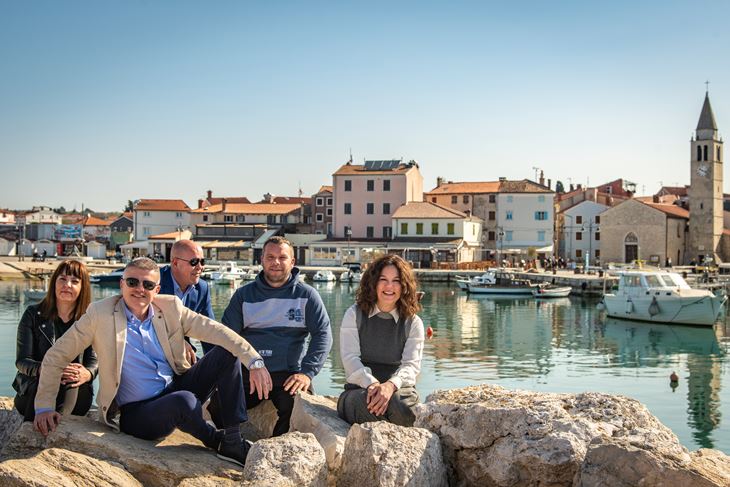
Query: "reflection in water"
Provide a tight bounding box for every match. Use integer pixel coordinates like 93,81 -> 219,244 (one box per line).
0,280 -> 727,453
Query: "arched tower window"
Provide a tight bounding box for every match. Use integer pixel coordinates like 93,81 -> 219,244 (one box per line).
718,146 -> 722,161
704,145 -> 708,161
625,233 -> 638,243
697,146 -> 702,161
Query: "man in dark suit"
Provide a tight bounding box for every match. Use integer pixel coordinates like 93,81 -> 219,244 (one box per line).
159,239 -> 214,363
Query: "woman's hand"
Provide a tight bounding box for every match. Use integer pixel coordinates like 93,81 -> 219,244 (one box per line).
366,381 -> 397,416
61,363 -> 91,387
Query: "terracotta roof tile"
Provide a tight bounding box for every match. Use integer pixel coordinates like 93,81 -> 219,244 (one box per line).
392,201 -> 479,219
426,179 -> 552,195
82,215 -> 110,226
642,202 -> 689,219
333,162 -> 416,176
191,203 -> 302,215
135,199 -> 191,212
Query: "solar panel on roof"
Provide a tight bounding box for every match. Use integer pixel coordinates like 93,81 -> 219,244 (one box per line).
363,160 -> 401,171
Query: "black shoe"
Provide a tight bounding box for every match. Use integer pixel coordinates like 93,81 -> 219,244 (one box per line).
217,436 -> 250,467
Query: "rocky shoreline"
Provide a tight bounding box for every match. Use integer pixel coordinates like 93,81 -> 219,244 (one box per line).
0,385 -> 728,486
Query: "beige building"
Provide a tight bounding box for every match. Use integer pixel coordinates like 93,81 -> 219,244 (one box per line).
599,199 -> 688,266
312,185 -> 333,236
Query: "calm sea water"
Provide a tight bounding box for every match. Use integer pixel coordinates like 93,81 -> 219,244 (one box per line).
1,279 -> 728,453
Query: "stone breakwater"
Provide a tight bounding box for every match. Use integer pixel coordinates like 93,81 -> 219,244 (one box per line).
0,386 -> 728,486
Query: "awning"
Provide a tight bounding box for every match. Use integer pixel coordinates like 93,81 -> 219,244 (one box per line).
253,229 -> 279,249
120,241 -> 149,250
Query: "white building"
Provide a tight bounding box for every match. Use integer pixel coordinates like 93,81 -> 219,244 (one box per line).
561,200 -> 608,264
16,206 -> 62,225
495,188 -> 554,259
133,199 -> 191,241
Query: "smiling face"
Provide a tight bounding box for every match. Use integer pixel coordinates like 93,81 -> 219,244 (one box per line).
376,264 -> 402,313
171,242 -> 204,290
55,273 -> 82,306
262,242 -> 295,288
120,266 -> 160,319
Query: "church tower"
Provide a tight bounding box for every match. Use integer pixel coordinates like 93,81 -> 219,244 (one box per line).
688,92 -> 724,264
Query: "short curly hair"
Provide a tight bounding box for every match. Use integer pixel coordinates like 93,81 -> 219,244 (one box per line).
355,254 -> 420,318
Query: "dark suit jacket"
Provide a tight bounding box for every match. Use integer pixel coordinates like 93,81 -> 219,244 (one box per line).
159,265 -> 215,352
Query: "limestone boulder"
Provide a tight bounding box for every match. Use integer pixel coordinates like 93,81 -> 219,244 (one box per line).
0,447 -> 142,487
0,397 -> 23,451
415,384 -> 689,487
290,393 -> 350,474
1,417 -> 243,486
240,399 -> 280,441
575,440 -> 730,487
338,422 -> 447,487
243,432 -> 327,487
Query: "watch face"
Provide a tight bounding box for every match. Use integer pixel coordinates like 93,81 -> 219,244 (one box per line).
697,164 -> 709,177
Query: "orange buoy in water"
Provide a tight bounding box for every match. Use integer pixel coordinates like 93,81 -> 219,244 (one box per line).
670,371 -> 679,382
426,326 -> 433,339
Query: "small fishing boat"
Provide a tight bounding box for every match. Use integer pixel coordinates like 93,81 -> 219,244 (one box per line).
90,267 -> 125,284
211,262 -> 247,283
313,270 -> 337,282
466,270 -> 539,295
532,285 -> 572,298
339,270 -> 362,282
24,288 -> 47,301
455,271 -> 498,290
600,271 -> 726,326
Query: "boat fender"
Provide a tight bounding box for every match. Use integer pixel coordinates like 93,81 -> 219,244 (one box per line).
648,296 -> 660,316
625,298 -> 633,314
596,300 -> 605,311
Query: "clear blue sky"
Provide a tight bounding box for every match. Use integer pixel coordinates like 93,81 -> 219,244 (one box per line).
2,1 -> 729,212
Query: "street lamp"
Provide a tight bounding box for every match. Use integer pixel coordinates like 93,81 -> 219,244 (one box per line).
563,214 -> 574,261
580,222 -> 599,267
345,226 -> 352,264
497,227 -> 505,268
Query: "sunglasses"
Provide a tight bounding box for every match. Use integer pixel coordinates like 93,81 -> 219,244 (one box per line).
176,257 -> 205,267
123,277 -> 158,291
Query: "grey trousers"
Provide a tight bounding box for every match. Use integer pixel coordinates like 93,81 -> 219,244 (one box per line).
337,384 -> 418,427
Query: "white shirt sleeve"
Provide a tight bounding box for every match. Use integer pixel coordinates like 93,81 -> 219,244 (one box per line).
339,304 -> 379,388
388,314 -> 425,390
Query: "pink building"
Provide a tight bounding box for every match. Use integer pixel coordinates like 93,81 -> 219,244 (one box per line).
332,160 -> 423,239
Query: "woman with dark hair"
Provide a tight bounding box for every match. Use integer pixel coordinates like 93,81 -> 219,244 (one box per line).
337,254 -> 424,426
13,260 -> 98,421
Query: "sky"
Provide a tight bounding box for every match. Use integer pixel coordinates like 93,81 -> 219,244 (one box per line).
2,1 -> 730,212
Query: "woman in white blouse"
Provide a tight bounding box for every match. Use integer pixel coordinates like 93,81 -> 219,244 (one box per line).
337,255 -> 424,426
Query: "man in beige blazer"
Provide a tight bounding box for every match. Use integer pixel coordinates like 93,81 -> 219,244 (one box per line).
33,257 -> 272,467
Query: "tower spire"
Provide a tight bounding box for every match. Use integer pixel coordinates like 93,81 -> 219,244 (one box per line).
696,91 -> 718,133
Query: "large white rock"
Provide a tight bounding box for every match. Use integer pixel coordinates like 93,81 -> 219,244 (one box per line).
290,393 -> 350,474
0,398 -> 23,452
338,421 -> 448,487
0,447 -> 142,487
243,432 -> 328,487
415,384 -> 689,487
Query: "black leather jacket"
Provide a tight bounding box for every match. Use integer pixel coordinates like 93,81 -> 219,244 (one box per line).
13,303 -> 98,394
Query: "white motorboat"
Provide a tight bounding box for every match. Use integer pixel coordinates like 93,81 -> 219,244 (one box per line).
600,271 -> 726,326
211,262 -> 247,283
24,288 -> 47,301
90,267 -> 125,284
313,270 -> 337,282
466,270 -> 539,295
532,286 -> 572,298
339,270 -> 362,282
242,266 -> 261,281
455,271 -> 497,290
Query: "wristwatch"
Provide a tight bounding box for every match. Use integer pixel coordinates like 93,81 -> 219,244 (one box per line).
250,359 -> 266,370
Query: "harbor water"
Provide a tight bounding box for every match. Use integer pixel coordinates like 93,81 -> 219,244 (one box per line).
0,279 -> 728,453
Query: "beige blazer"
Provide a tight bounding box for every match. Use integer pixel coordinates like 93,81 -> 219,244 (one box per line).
35,294 -> 261,431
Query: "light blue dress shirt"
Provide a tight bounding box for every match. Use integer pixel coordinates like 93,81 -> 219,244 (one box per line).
116,302 -> 174,406
172,275 -> 193,307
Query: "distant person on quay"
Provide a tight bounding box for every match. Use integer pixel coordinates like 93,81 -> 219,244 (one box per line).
13,260 -> 97,421
337,254 -> 425,427
32,257 -> 272,467
216,236 -> 332,437
159,239 -> 214,363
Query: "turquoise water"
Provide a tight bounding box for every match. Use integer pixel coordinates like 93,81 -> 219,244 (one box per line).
1,279 -> 728,453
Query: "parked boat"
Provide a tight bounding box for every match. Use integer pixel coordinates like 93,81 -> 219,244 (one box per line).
455,272 -> 497,290
466,270 -> 539,295
90,267 -> 125,284
313,270 -> 337,282
211,262 -> 247,283
600,271 -> 726,326
24,288 -> 47,301
532,286 -> 572,298
339,270 -> 362,283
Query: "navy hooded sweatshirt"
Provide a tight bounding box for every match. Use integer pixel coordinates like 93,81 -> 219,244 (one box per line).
221,267 -> 332,379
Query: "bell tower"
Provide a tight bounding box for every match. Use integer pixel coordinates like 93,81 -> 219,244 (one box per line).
688,91 -> 724,264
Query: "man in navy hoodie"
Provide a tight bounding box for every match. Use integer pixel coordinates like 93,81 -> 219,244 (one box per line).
220,236 -> 332,436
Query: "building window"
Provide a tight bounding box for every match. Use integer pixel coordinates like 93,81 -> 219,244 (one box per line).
431,197 -> 436,203
595,215 -> 600,224
506,211 -> 513,220
489,194 -> 496,203
505,231 -> 513,241
224,215 -> 233,223
507,195 -> 513,203
537,230 -> 545,242
576,215 -> 583,224
447,223 -> 455,235
451,195 -> 457,204
697,146 -> 702,161
366,203 -> 374,214
383,226 -> 392,238
383,180 -> 391,191
237,215 -> 245,223
488,231 -> 495,241
383,203 -> 390,214
595,232 -> 600,241
176,212 -> 183,218
595,249 -> 601,258
534,211 -> 548,220
538,195 -> 545,203
367,180 -> 374,191
203,215 -> 208,222
326,208 -> 332,216
488,211 -> 495,221
366,226 -> 374,238
344,203 -> 351,214
316,197 -> 324,206
416,223 -> 424,235
576,249 -> 583,258
344,180 -> 352,191
432,223 -> 439,234
316,213 -> 324,222
704,145 -> 708,161
143,211 -> 151,217
463,195 -> 469,204
401,222 -> 408,235
326,197 -> 333,206
143,226 -> 151,236
576,231 -> 583,241
344,225 -> 351,236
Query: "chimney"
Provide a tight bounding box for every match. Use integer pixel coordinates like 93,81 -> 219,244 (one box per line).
436,176 -> 444,187
577,183 -> 582,190
592,188 -> 598,201
547,178 -> 552,189
499,177 -> 507,182
653,194 -> 660,203
263,193 -> 273,203
222,198 -> 227,213
569,183 -> 575,192
197,199 -> 203,209
207,190 -> 212,199
465,209 -> 471,217
539,170 -> 545,187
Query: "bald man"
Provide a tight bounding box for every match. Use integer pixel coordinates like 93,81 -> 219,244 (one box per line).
160,240 -> 215,362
